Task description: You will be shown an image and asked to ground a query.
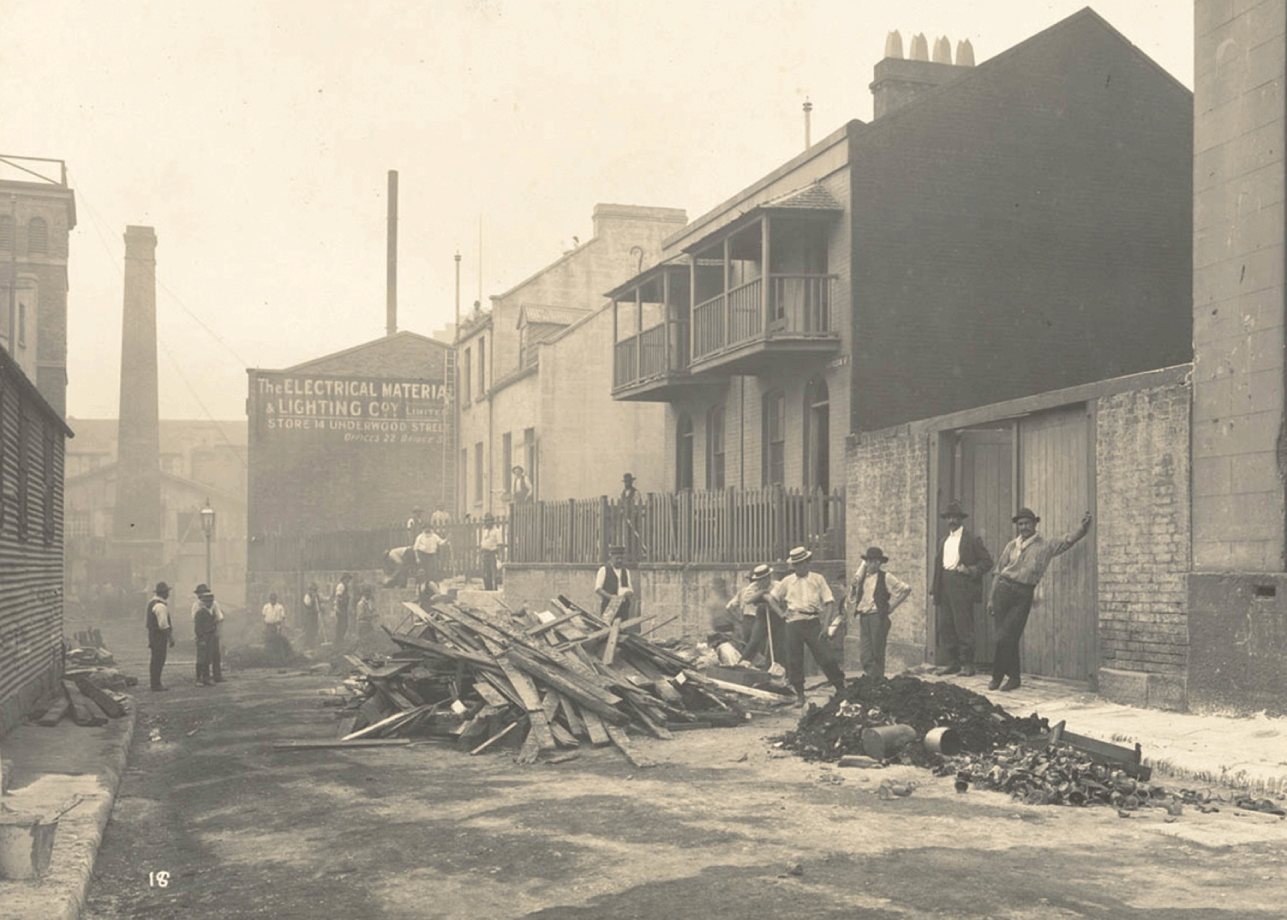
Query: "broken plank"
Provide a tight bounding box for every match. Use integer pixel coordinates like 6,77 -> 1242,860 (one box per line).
666,722 -> 712,732
555,691 -> 588,738
74,677 -> 127,718
341,704 -> 433,741
549,721 -> 580,747
680,670 -> 790,703
371,679 -> 418,712
577,705 -> 613,746
474,681 -> 508,707
61,681 -> 107,727
36,694 -> 70,727
525,608 -> 590,636
273,739 -> 411,750
605,724 -> 653,768
601,621 -> 622,666
492,655 -> 556,751
470,720 -> 521,755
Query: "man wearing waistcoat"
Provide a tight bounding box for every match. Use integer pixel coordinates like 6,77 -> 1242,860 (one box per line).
595,544 -> 635,626
145,581 -> 175,691
848,546 -> 912,680
931,501 -> 994,677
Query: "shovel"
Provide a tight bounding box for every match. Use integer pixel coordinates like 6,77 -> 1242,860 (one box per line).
765,605 -> 786,679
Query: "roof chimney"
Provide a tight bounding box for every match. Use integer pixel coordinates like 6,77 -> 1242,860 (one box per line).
870,30 -> 977,119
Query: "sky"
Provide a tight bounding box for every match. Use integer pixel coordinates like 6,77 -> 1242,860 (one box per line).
0,0 -> 1192,421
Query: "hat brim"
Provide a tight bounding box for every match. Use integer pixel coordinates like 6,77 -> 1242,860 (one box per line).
1012,515 -> 1040,524
939,510 -> 968,518
863,555 -> 890,563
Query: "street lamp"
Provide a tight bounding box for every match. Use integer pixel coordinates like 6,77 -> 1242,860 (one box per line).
200,499 -> 216,588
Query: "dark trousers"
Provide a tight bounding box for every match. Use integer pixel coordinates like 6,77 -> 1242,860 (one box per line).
939,572 -> 980,666
148,638 -> 168,689
742,604 -> 786,665
858,613 -> 892,679
211,629 -> 223,681
335,611 -> 349,642
481,550 -> 498,591
195,635 -> 214,683
784,616 -> 845,693
302,612 -> 318,648
991,579 -> 1036,683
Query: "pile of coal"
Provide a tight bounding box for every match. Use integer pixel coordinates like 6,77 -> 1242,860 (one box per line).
780,674 -> 1046,764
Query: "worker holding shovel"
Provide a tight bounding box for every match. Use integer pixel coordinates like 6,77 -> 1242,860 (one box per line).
730,564 -> 786,674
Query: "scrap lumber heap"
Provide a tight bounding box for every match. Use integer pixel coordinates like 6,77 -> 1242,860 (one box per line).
317,595 -> 790,764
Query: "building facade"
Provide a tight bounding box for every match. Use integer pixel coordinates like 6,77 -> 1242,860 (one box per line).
0,155 -> 75,418
0,345 -> 71,736
611,9 -> 1193,502
456,203 -> 686,517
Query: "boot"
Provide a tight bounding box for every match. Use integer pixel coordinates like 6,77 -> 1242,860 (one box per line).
793,689 -> 807,708
1000,677 -> 1021,692
987,677 -> 1002,691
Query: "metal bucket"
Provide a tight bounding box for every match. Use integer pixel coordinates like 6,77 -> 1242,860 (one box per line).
0,813 -> 58,879
923,726 -> 962,757
861,724 -> 918,760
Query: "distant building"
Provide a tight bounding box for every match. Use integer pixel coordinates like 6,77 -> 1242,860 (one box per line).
0,155 -> 75,417
0,344 -> 71,735
456,203 -> 686,515
246,331 -> 453,542
63,418 -> 248,607
610,9 -> 1193,496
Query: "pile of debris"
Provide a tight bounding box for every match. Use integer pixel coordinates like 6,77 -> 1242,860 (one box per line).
282,596 -> 792,764
29,664 -> 134,730
782,674 -> 1047,765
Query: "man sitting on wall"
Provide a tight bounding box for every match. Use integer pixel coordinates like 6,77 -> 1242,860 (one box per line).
594,544 -> 636,630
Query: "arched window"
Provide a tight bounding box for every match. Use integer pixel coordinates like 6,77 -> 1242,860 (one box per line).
28,217 -> 48,255
804,376 -> 830,492
676,413 -> 694,491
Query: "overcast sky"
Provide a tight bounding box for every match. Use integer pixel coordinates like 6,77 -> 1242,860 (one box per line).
1,1 -> 1191,421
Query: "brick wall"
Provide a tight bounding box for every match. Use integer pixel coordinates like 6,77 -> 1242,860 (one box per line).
844,424 -> 930,667
1095,382 -> 1192,685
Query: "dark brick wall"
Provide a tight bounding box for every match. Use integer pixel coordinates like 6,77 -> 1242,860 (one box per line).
1096,382 -> 1192,676
1188,573 -> 1287,714
849,11 -> 1193,434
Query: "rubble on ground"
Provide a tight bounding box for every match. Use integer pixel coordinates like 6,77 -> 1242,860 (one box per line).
303,595 -> 790,764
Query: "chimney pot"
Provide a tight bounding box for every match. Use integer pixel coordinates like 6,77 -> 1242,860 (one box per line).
933,36 -> 952,64
884,30 -> 903,59
910,33 -> 929,61
956,39 -> 976,67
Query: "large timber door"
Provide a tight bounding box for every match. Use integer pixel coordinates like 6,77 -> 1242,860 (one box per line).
1017,404 -> 1097,682
952,426 -> 1014,666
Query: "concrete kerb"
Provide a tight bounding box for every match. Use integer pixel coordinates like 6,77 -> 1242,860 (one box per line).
0,696 -> 139,920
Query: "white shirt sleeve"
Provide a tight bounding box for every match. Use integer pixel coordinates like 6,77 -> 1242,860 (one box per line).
594,566 -> 607,592
154,601 -> 171,631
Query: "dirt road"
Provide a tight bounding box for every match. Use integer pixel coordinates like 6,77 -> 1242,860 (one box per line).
83,629 -> 1286,920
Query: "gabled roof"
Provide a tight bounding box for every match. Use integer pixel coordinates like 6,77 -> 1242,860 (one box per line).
278,330 -> 448,375
517,304 -> 591,328
759,183 -> 843,212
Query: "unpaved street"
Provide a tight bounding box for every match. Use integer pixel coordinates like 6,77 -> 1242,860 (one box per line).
84,632 -> 1287,920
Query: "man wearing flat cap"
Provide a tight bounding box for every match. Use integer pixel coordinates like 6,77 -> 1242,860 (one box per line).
931,501 -> 993,677
727,564 -> 785,669
988,507 -> 1092,691
145,582 -> 175,691
770,546 -> 846,706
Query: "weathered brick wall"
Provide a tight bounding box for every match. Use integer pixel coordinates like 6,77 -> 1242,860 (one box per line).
844,425 -> 930,665
1096,382 -> 1192,677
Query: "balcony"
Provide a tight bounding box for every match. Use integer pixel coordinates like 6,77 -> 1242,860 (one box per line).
611,263 -> 720,402
690,272 -> 839,376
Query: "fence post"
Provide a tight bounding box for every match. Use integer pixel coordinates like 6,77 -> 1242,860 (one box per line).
723,489 -> 735,564
599,495 -> 609,564
568,498 -> 577,563
773,485 -> 787,561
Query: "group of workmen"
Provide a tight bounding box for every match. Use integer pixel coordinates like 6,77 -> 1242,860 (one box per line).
143,581 -> 227,691
598,502 -> 1092,707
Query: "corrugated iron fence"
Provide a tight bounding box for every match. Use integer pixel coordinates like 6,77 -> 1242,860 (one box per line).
509,487 -> 844,565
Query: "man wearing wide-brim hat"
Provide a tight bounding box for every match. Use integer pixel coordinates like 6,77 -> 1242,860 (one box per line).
726,563 -> 786,670
987,507 -> 1093,692
191,584 -> 219,687
930,501 -> 994,677
769,546 -> 846,706
145,581 -> 175,691
847,547 -> 912,680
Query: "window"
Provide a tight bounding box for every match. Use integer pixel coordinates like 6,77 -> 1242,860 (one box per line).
676,413 -> 694,491
706,404 -> 725,490
42,427 -> 55,545
28,217 -> 48,255
762,390 -> 785,486
478,336 -> 486,396
474,442 -> 484,504
501,432 -> 512,494
462,348 -> 472,404
0,215 -> 12,249
523,428 -> 537,498
805,376 -> 830,492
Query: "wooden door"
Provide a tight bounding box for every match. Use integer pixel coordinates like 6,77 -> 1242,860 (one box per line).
950,426 -> 1013,666
1017,404 -> 1096,682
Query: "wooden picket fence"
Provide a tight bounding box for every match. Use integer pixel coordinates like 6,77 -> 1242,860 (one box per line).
509,487 -> 844,565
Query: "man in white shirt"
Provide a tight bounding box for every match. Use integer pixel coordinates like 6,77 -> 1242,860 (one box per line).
262,592 -> 287,639
145,582 -> 175,691
479,514 -> 504,591
770,546 -> 846,706
414,525 -> 449,583
594,544 -> 635,625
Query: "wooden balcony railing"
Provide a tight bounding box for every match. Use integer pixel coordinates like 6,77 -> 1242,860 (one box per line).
509,486 -> 844,565
613,324 -> 688,389
691,273 -> 835,362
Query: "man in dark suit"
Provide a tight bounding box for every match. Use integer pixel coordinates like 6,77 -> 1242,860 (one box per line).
931,500 -> 994,677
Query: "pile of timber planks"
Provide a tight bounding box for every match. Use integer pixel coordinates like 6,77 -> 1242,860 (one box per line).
28,675 -> 131,729
308,595 -> 790,764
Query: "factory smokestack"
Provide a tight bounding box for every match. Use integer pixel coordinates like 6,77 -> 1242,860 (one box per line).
114,225 -> 163,562
386,169 -> 398,337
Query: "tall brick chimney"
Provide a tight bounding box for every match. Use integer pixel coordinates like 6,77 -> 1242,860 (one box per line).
113,225 -> 163,563
870,30 -> 976,119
